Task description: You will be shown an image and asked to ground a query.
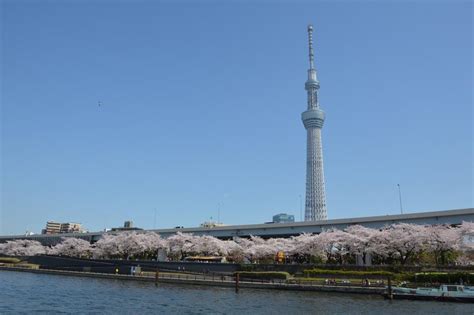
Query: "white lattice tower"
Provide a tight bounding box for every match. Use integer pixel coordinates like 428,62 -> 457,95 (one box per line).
302,25 -> 328,221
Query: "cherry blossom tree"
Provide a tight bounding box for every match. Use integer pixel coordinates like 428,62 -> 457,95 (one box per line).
317,229 -> 352,264
28,221 -> 473,265
232,236 -> 275,263
459,221 -> 474,251
290,233 -> 325,263
456,221 -> 474,265
245,242 -> 277,262
93,233 -> 122,259
223,240 -> 245,262
49,237 -> 92,258
266,237 -> 295,255
93,232 -> 168,259
291,233 -> 316,255
165,232 -> 197,260
144,232 -> 168,258
0,239 -> 46,256
344,225 -> 379,265
371,223 -> 427,265
233,237 -> 256,262
424,225 -> 460,265
193,235 -> 229,257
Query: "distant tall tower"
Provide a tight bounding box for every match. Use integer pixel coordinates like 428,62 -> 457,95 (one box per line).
302,25 -> 328,221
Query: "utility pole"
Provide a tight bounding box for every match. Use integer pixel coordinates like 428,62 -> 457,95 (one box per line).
217,203 -> 221,224
154,209 -> 157,229
397,184 -> 403,214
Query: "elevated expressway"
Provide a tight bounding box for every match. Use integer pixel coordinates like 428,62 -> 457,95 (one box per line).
1,208 -> 473,246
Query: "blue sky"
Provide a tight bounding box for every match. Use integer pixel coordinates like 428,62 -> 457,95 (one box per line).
1,1 -> 472,235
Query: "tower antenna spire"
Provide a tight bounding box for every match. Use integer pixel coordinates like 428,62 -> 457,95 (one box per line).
302,24 -> 327,222
308,24 -> 314,69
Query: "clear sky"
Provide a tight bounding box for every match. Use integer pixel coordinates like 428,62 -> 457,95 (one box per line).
1,1 -> 472,235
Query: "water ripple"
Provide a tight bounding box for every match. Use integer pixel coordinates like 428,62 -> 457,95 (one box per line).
0,271 -> 472,315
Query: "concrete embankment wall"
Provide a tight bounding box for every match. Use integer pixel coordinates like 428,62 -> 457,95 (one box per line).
0,266 -> 384,295
25,255 -> 239,274
24,256 -> 474,276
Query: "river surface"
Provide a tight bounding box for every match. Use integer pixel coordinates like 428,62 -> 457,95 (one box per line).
1,271 -> 472,314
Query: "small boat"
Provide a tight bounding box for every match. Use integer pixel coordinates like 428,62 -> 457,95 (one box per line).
384,285 -> 474,303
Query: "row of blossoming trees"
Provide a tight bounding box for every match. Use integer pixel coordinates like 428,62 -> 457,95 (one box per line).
1,222 -> 473,265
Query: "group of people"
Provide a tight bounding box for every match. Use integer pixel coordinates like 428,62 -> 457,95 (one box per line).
324,278 -> 339,285
323,278 -> 385,286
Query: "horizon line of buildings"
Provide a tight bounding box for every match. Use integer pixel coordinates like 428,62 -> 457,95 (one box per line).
33,213 -> 295,236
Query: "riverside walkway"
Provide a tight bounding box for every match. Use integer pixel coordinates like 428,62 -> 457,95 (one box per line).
0,266 -> 384,295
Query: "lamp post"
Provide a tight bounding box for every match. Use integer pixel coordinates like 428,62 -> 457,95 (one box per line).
397,184 -> 404,214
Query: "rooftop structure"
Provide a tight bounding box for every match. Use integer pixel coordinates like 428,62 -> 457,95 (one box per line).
272,213 -> 295,224
200,220 -> 226,228
110,221 -> 142,232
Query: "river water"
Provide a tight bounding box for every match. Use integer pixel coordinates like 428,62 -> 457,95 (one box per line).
0,271 -> 472,314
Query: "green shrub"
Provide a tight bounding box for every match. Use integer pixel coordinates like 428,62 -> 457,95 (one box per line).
410,272 -> 474,284
392,272 -> 413,281
303,269 -> 393,278
234,271 -> 290,280
0,257 -> 21,264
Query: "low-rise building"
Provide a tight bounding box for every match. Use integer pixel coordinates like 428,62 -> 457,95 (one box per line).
272,213 -> 295,224
111,221 -> 142,232
42,221 -> 83,234
43,221 -> 61,234
60,222 -> 83,234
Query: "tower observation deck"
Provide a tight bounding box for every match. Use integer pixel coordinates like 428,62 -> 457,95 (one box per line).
302,25 -> 328,221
